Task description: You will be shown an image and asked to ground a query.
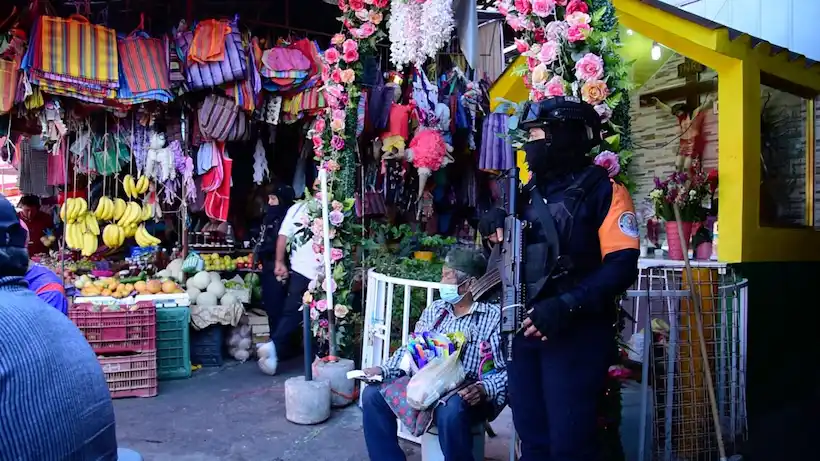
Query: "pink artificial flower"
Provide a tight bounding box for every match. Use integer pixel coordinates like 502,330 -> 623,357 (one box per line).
566,0 -> 588,15
319,318 -> 329,329
545,76 -> 566,96
355,9 -> 370,22
594,151 -> 621,178
544,20 -> 568,41
555,0 -> 568,5
531,0 -> 556,17
326,160 -> 341,172
325,47 -> 341,64
331,68 -> 343,83
331,248 -> 344,262
330,118 -> 345,132
334,304 -> 349,319
340,67 -> 355,83
594,102 -> 613,122
316,299 -> 328,312
323,277 -> 337,293
581,79 -> 609,105
332,200 -> 344,211
329,210 -> 345,226
514,0 -> 531,15
331,34 -> 346,46
370,11 -> 383,24
331,135 -> 345,150
343,49 -> 360,63
338,0 -> 348,13
314,117 -> 326,133
349,0 -> 365,11
514,38 -> 530,53
567,23 -> 591,42
496,1 -> 510,16
342,39 -> 358,54
373,0 -> 388,7
531,89 -> 546,101
312,136 -> 324,149
565,11 -> 591,26
359,22 -> 376,38
310,306 -> 320,320
506,14 -> 525,31
574,53 -> 604,81
538,40 -> 559,64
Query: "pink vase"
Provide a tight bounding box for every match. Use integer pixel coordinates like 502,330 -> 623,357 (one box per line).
666,221 -> 693,260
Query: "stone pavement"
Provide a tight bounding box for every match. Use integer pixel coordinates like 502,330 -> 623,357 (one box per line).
114,357 -> 516,461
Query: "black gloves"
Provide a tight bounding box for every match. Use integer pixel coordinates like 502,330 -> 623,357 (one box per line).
528,293 -> 579,339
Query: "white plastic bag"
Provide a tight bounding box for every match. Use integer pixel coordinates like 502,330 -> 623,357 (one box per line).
406,353 -> 466,410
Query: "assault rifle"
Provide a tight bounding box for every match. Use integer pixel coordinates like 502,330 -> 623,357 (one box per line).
500,168 -> 525,362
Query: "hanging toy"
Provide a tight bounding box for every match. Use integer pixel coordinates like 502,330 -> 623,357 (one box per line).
252,139 -> 269,185
405,128 -> 453,200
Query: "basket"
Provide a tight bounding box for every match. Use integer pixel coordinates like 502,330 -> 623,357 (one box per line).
156,307 -> 192,380
98,350 -> 158,398
70,301 -> 157,354
191,325 -> 224,367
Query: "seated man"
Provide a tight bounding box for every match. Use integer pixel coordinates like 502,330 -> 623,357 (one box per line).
360,247 -> 508,461
0,194 -> 117,459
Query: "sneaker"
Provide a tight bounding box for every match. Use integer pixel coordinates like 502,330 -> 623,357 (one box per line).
257,342 -> 278,375
257,341 -> 273,359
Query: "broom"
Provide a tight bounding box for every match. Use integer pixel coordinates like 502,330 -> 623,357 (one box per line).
671,202 -> 728,461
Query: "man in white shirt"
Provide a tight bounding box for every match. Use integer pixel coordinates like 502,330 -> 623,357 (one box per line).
258,200 -> 320,375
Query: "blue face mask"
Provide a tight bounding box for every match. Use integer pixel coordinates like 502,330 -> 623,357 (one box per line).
439,282 -> 466,305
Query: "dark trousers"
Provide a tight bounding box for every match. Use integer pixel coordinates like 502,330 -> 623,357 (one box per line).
508,321 -> 615,461
261,262 -> 287,336
270,271 -> 310,360
361,385 -> 490,461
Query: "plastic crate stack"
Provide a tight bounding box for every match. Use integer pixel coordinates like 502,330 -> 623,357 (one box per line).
191,325 -> 224,367
69,301 -> 158,398
156,306 -> 192,380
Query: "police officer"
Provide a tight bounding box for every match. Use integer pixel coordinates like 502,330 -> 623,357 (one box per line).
506,96 -> 640,460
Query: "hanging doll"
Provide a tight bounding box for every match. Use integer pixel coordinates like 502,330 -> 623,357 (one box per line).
406,127 -> 453,200
252,138 -> 270,185
380,80 -> 415,161
144,131 -> 176,183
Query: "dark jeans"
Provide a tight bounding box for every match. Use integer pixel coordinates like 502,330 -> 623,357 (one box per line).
261,262 -> 287,336
270,271 -> 310,360
361,385 -> 490,461
508,321 -> 615,461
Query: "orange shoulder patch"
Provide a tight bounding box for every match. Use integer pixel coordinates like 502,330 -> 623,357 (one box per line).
599,181 -> 640,258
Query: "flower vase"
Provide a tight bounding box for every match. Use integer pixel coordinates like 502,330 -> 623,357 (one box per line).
666,221 -> 693,260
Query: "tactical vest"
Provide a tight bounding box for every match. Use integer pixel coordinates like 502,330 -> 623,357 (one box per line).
522,166 -> 609,304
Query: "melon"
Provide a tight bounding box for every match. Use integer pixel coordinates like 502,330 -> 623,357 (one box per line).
190,271 -> 211,290
206,280 -> 226,299
196,292 -> 218,306
146,280 -> 162,294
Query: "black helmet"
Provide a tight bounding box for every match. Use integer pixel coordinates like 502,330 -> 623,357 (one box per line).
519,96 -> 602,153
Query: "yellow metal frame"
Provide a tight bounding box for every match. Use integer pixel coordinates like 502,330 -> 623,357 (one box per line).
805,98 -> 815,227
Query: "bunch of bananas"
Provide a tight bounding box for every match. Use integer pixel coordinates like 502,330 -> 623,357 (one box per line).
124,174 -> 150,199
93,197 -> 115,221
64,213 -> 100,256
102,224 -> 125,249
59,198 -> 88,223
135,224 -> 162,248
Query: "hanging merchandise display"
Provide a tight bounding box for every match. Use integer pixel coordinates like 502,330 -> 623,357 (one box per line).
388,0 -> 456,69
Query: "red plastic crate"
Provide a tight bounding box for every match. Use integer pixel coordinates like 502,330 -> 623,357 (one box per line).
70,301 -> 157,354
98,351 -> 158,398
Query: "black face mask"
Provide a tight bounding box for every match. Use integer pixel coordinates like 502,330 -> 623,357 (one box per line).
523,137 -> 590,180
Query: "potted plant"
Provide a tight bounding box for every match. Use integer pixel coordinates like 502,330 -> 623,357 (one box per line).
414,235 -> 456,261
649,171 -> 710,260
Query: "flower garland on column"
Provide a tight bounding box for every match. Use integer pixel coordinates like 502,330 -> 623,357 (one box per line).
498,1 -> 632,459
497,0 -> 635,191
294,0 -> 389,358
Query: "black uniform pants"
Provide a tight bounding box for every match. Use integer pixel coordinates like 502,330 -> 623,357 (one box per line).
270,271 -> 311,360
508,320 -> 615,461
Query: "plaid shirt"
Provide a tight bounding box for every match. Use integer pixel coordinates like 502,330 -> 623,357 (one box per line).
380,300 -> 508,410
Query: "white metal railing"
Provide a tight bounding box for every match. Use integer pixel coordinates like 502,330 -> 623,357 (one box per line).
361,269 -> 445,444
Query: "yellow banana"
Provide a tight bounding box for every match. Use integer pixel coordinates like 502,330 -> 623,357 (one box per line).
113,198 -> 127,221
104,197 -> 115,221
136,225 -> 160,247
59,202 -> 67,222
119,202 -> 140,227
66,198 -> 76,222
135,175 -> 148,195
123,175 -> 136,199
81,232 -> 97,257
76,198 -> 88,218
85,214 -> 100,236
64,223 -> 74,249
141,202 -> 152,221
94,199 -> 106,220
116,225 -> 125,246
102,224 -> 112,248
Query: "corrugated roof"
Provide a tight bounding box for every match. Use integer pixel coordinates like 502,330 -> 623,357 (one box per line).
640,0 -> 819,68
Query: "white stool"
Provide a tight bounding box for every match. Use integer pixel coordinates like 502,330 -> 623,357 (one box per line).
421,422 -> 486,461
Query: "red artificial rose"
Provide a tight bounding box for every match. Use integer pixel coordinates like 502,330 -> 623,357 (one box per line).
566,0 -> 589,15
373,0 -> 389,8
337,0 -> 348,12
349,0 -> 365,11
533,27 -> 546,43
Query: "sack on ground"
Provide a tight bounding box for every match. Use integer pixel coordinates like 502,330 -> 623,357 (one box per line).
406,352 -> 466,410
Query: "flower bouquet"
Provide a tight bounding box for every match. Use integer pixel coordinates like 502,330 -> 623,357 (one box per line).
649,171 -> 711,259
